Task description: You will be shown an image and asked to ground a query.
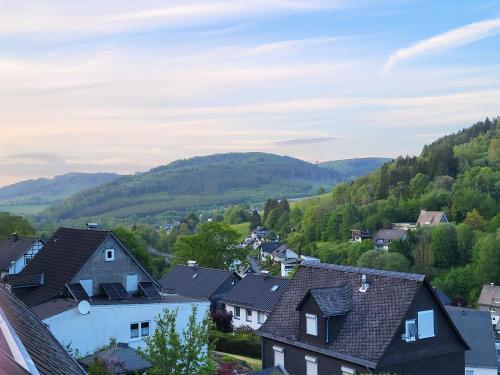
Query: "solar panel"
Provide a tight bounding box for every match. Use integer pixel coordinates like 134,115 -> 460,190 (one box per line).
139,282 -> 161,299
66,283 -> 91,301
112,283 -> 131,300
100,283 -> 120,300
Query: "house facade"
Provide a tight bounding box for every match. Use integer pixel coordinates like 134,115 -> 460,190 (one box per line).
416,210 -> 449,226
259,263 -> 468,375
349,229 -> 371,243
478,284 -> 500,326
373,229 -> 407,251
7,227 -> 210,357
222,273 -> 288,330
0,234 -> 44,278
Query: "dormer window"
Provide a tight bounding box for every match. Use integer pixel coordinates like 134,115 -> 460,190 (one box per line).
306,313 -> 318,336
403,319 -> 417,342
105,249 -> 115,262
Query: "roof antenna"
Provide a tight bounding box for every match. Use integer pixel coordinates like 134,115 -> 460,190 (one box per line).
359,274 -> 369,293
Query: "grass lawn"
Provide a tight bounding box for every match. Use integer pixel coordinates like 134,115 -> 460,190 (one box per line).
230,222 -> 251,242
219,352 -> 262,371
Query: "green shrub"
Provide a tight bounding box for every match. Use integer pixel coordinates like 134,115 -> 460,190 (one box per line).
211,330 -> 261,358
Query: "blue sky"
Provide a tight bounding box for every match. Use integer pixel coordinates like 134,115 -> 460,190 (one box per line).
1,0 -> 500,185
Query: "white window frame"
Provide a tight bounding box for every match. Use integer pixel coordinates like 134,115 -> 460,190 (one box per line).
273,346 -> 284,367
234,306 -> 240,319
306,313 -> 318,336
105,248 -> 115,262
341,366 -> 356,375
403,319 -> 417,342
246,309 -> 253,322
418,310 -> 435,339
130,321 -> 150,340
305,355 -> 317,375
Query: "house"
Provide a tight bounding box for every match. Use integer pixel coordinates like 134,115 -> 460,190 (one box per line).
349,230 -> 371,243
241,256 -> 261,276
0,283 -> 86,374
260,242 -> 283,260
0,234 -> 44,278
252,226 -> 269,240
159,262 -> 240,310
5,227 -> 210,356
281,258 -> 302,278
79,343 -> 152,374
416,210 -> 449,226
300,255 -> 321,264
446,306 -> 498,375
272,244 -> 299,262
259,263 -> 469,375
222,273 -> 289,330
478,283 -> 500,326
373,228 -> 407,251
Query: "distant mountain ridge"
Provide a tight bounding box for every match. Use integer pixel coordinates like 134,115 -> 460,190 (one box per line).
37,153 -> 389,222
319,157 -> 392,178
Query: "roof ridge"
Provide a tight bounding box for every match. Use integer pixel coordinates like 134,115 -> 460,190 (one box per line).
301,262 -> 425,281
175,264 -> 234,273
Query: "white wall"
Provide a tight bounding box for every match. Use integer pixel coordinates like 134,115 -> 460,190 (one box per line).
8,240 -> 44,274
43,301 -> 210,357
465,367 -> 498,375
226,304 -> 267,330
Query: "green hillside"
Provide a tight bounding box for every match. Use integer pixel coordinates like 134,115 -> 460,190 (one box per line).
0,172 -> 120,214
37,153 -> 387,222
319,157 -> 392,179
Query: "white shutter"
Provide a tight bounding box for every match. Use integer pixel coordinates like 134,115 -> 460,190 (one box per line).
273,346 -> 284,367
306,314 -> 318,336
418,310 -> 435,339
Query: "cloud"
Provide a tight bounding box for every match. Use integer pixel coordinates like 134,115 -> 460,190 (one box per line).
272,136 -> 336,146
384,18 -> 500,73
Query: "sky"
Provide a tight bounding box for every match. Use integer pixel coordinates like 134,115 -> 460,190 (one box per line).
1,0 -> 500,186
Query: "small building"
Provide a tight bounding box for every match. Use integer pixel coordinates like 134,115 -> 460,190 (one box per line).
259,263 -> 469,375
272,245 -> 299,263
222,273 -> 289,330
446,306 -> 498,375
159,263 -> 240,311
416,210 -> 449,226
252,226 -> 269,240
478,283 -> 500,326
6,227 -> 210,357
0,234 -> 44,278
281,258 -> 301,278
79,343 -> 152,374
0,284 -> 86,374
373,229 -> 407,251
241,256 -> 262,276
260,242 -> 283,260
349,229 -> 371,243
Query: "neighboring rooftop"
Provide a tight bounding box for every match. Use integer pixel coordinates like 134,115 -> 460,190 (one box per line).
416,210 -> 448,226
249,365 -> 289,375
373,229 -> 407,245
0,235 -> 42,271
0,285 -> 86,375
260,263 -> 431,366
434,287 -> 452,306
221,273 -> 289,313
446,306 -> 497,370
298,285 -> 353,317
159,264 -> 238,299
478,283 -> 500,306
79,343 -> 152,374
260,242 -> 282,254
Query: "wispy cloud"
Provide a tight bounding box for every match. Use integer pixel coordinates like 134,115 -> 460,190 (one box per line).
272,136 -> 336,146
384,18 -> 500,73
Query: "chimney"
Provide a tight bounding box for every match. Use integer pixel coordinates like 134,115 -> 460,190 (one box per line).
359,274 -> 369,293
187,260 -> 198,267
8,233 -> 19,243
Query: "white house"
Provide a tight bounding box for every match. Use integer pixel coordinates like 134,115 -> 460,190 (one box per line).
0,234 -> 44,278
271,245 -> 299,262
5,227 -> 210,357
222,273 -> 289,330
372,229 -> 407,251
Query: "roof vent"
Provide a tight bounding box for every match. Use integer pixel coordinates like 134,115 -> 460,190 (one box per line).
86,223 -> 99,230
359,274 -> 369,293
187,260 -> 198,267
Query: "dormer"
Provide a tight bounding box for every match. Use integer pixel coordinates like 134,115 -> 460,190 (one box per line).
296,285 -> 352,345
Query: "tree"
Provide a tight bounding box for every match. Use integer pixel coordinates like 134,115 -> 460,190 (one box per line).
431,224 -> 458,268
173,222 -> 243,269
0,212 -> 35,240
474,233 -> 500,286
464,209 -> 486,230
248,210 -> 262,230
139,306 -> 215,375
357,250 -> 410,272
456,223 -> 474,265
263,199 -> 279,223
113,226 -> 154,274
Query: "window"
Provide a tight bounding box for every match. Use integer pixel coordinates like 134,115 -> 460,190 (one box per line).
130,321 -> 150,340
341,366 -> 356,375
273,346 -> 284,367
126,274 -> 138,292
79,279 -> 93,297
465,370 -> 474,375
246,309 -> 253,322
306,314 -> 318,336
234,306 -> 240,319
105,249 -> 115,262
403,319 -> 417,342
305,355 -> 317,375
417,310 -> 435,339
271,285 -> 279,291
258,311 -> 266,324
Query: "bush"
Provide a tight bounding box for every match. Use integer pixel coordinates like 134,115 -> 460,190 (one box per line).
211,330 -> 261,358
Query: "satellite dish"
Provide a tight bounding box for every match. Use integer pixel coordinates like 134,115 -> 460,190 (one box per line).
78,300 -> 91,315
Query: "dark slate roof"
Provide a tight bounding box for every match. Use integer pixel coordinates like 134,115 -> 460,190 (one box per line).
373,229 -> 406,245
17,227 -> 111,306
446,306 -> 497,369
0,285 -> 86,374
4,272 -> 44,288
79,343 -> 152,373
434,287 -> 452,305
221,274 -> 289,313
0,236 -> 41,271
260,242 -> 283,253
260,263 -> 428,366
298,285 -> 353,317
159,264 -> 238,299
250,365 -> 288,374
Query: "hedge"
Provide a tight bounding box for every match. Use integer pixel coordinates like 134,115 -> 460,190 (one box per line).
211,330 -> 261,358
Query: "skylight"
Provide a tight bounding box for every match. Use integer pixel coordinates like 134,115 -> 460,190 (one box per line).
192,273 -> 198,279
271,285 -> 279,291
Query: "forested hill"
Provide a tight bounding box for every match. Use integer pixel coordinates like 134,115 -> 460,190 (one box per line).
273,117 -> 499,304
319,157 -> 392,179
0,172 -> 119,205
37,153 -> 388,222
